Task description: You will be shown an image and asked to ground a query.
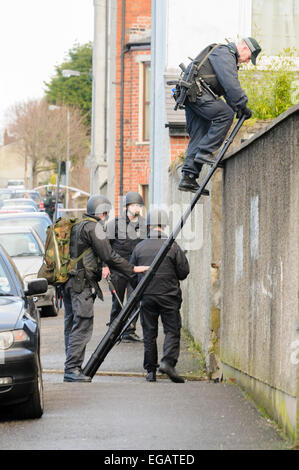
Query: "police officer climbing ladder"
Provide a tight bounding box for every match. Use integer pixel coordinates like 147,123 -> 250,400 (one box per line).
83,37 -> 262,379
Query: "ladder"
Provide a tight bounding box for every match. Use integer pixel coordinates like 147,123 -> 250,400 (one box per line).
83,115 -> 245,379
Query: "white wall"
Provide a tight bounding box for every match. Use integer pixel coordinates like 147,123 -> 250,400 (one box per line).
166,0 -> 252,69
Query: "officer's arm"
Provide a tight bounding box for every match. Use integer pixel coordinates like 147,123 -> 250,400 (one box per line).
209,46 -> 248,111
83,221 -> 134,277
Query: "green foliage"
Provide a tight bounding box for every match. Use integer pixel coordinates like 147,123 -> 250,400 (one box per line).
239,48 -> 299,119
44,42 -> 93,128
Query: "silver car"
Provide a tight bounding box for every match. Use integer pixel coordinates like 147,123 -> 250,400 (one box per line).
0,198 -> 38,211
0,226 -> 58,316
0,212 -> 52,243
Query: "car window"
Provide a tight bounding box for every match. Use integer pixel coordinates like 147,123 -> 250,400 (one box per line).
0,260 -> 14,296
14,192 -> 42,203
0,232 -> 43,257
0,217 -> 49,243
2,199 -> 37,207
0,192 -> 13,201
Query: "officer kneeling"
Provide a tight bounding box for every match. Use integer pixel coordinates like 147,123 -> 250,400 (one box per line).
130,208 -> 190,383
63,195 -> 148,383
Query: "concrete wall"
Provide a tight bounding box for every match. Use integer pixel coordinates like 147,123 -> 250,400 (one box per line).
221,105 -> 299,444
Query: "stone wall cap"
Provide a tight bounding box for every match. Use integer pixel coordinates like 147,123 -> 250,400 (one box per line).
224,104 -> 299,161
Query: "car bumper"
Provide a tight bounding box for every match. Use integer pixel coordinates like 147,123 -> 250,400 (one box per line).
0,348 -> 39,406
35,285 -> 55,307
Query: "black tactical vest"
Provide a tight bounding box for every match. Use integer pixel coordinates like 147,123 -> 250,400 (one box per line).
194,43 -> 225,96
70,219 -> 101,281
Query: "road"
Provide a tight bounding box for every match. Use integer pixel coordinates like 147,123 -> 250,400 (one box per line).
0,284 -> 290,451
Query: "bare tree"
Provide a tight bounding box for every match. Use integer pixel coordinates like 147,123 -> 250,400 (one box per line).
8,99 -> 90,186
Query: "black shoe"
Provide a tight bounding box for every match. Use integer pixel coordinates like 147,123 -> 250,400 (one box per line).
158,361 -> 185,383
146,371 -> 156,382
64,368 -> 91,383
122,332 -> 143,343
194,152 -> 223,168
178,173 -> 209,195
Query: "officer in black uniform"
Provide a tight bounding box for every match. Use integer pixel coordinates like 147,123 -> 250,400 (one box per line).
178,37 -> 261,193
63,194 -> 148,382
104,191 -> 147,342
130,208 -> 190,383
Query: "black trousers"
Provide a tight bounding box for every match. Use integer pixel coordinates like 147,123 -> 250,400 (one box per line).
182,92 -> 234,177
63,278 -> 94,372
109,274 -> 138,333
140,294 -> 182,372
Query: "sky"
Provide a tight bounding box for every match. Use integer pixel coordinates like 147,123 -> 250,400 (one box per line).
0,0 -> 94,143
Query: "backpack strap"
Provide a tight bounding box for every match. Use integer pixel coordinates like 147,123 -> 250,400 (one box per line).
195,43 -> 220,69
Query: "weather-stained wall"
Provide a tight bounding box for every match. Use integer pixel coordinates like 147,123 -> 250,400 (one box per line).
221,105 -> 299,444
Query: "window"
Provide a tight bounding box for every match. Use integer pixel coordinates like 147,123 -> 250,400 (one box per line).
142,62 -> 151,142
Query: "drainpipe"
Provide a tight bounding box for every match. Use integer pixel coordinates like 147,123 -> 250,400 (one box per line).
119,0 -> 126,198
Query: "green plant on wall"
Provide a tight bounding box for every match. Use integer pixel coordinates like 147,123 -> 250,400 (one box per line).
239,47 -> 299,120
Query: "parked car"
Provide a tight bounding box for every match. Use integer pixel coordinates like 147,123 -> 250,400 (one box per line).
0,189 -> 15,201
0,244 -> 47,419
0,206 -> 37,214
6,179 -> 25,189
0,212 -> 52,244
0,198 -> 38,211
13,190 -> 44,211
0,226 -> 58,316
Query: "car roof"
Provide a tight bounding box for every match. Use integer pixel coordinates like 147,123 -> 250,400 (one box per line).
0,225 -> 36,234
0,211 -> 51,221
4,197 -> 37,203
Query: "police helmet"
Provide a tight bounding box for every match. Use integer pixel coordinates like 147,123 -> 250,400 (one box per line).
146,208 -> 169,228
125,191 -> 144,207
87,194 -> 112,217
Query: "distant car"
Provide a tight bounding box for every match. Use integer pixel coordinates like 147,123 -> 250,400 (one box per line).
12,190 -> 44,211
0,206 -> 37,214
6,179 -> 25,189
0,226 -> 58,316
0,212 -> 51,244
0,244 -> 47,419
0,198 -> 39,211
0,189 -> 15,201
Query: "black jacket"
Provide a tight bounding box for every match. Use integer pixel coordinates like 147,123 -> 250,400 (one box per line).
130,230 -> 190,297
106,213 -> 147,261
70,215 -> 134,282
207,42 -> 248,111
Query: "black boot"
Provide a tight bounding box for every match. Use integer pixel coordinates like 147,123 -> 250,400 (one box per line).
158,361 -> 185,383
178,173 -> 209,195
146,371 -> 156,382
64,368 -> 91,383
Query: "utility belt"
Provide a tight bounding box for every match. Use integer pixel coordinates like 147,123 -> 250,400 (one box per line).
169,75 -> 219,106
70,268 -> 103,301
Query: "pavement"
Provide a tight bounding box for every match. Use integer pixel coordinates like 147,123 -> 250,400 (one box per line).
29,281 -> 292,451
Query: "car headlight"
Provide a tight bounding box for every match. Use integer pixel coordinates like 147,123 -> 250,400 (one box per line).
0,330 -> 30,350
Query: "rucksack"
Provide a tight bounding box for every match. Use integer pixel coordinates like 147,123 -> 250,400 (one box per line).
38,217 -> 92,286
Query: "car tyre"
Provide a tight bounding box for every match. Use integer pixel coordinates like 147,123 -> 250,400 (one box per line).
41,294 -> 59,317
14,359 -> 44,420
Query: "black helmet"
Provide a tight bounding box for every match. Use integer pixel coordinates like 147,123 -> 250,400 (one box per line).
125,191 -> 144,207
146,208 -> 169,228
87,194 -> 112,217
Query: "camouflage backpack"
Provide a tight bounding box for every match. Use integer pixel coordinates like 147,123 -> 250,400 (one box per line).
38,217 -> 92,286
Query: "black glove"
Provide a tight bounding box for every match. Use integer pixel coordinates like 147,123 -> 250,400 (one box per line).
237,106 -> 252,119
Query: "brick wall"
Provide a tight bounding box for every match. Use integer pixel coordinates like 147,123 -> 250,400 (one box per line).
114,0 -> 151,214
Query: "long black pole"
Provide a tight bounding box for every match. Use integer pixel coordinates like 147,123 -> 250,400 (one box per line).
83,116 -> 245,378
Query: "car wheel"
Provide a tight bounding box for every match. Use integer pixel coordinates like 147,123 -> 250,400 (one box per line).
14,359 -> 44,419
41,294 -> 59,317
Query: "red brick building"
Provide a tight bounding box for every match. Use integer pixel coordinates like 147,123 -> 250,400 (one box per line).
113,0 -> 152,213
